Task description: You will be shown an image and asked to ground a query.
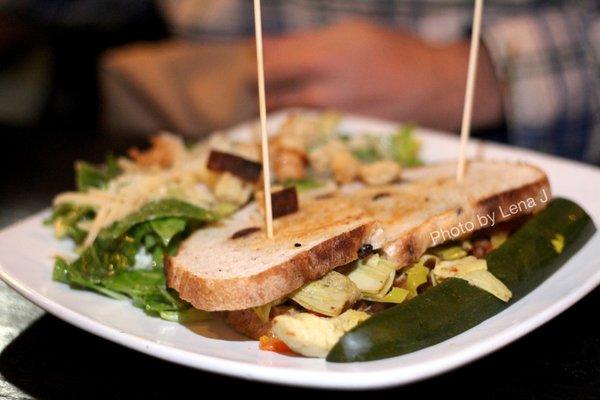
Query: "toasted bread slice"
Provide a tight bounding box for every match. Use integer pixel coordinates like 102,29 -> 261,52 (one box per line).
346,161 -> 550,265
167,161 -> 550,311
166,194 -> 378,311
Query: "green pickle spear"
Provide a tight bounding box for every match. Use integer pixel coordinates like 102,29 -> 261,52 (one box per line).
327,198 -> 596,362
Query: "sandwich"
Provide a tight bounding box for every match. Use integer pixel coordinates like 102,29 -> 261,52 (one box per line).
166,160 -> 549,357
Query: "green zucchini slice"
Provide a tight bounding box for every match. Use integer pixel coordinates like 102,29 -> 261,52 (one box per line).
327,198 -> 596,362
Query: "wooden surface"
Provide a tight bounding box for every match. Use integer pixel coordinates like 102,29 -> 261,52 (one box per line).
0,128 -> 599,399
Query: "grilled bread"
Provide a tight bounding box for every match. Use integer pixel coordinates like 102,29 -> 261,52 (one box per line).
166,194 -> 378,311
166,161 -> 550,312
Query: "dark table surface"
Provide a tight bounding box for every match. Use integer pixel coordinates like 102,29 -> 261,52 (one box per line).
1,128 -> 599,399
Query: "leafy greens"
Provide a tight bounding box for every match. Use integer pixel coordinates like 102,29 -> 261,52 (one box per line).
75,155 -> 120,191
390,125 -> 422,167
347,125 -> 421,166
53,197 -> 218,322
282,177 -> 323,192
45,204 -> 95,244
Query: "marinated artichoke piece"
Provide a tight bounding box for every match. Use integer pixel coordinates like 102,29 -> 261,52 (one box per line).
346,254 -> 396,296
272,310 -> 370,358
457,269 -> 512,302
290,271 -> 361,317
433,256 -> 487,279
491,231 -> 509,249
432,256 -> 512,302
433,245 -> 468,260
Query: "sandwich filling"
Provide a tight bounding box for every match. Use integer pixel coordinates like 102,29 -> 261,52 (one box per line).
229,224 -> 515,358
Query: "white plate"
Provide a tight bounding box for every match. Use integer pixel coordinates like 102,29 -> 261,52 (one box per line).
1,111 -> 599,390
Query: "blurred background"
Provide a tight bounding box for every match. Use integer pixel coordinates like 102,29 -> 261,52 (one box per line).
0,0 -> 167,224
1,0 -> 599,152
0,0 -> 598,219
0,1 -> 599,142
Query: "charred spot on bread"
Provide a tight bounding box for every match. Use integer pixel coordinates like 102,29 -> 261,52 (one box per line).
315,193 -> 334,200
272,187 -> 299,219
294,243 -> 302,248
406,240 -> 416,259
207,150 -> 262,182
372,192 -> 391,201
231,227 -> 261,239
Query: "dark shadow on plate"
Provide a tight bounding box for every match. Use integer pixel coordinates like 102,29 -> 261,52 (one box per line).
1,289 -> 600,399
184,314 -> 248,341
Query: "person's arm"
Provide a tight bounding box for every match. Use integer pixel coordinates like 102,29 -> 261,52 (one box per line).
482,6 -> 600,162
257,20 -> 503,133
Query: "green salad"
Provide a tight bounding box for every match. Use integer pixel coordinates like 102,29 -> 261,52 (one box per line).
47,167 -> 219,322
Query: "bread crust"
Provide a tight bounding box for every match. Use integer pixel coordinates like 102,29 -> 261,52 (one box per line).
382,175 -> 550,265
226,309 -> 272,340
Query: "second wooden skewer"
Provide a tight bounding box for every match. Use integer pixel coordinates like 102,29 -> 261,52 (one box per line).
457,0 -> 485,183
253,0 -> 274,239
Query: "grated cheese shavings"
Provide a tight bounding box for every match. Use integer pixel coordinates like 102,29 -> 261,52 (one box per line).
53,135 -> 228,247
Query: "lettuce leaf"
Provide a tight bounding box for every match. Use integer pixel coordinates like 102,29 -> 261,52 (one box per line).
159,308 -> 211,323
150,218 -> 187,246
102,269 -> 191,314
282,177 -> 323,192
52,198 -> 218,321
352,146 -> 381,163
45,203 -> 94,244
107,199 -> 218,239
75,154 -> 120,192
390,125 -> 422,167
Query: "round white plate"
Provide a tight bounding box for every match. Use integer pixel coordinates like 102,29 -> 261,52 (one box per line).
1,110 -> 599,389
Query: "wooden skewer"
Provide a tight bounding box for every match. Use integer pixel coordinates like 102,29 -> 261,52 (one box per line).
253,0 -> 274,239
457,0 -> 484,183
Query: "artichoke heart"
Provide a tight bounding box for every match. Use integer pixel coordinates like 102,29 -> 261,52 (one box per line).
253,298 -> 285,323
433,245 -> 468,260
272,309 -> 370,358
290,271 -> 361,317
458,269 -> 512,302
433,256 -> 487,279
253,302 -> 273,323
432,256 -> 512,302
347,254 -> 396,298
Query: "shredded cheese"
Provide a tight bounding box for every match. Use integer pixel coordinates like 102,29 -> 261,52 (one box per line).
53,135 -> 229,247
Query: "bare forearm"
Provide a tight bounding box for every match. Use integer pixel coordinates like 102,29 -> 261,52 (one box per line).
256,20 -> 504,132
433,41 -> 504,132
